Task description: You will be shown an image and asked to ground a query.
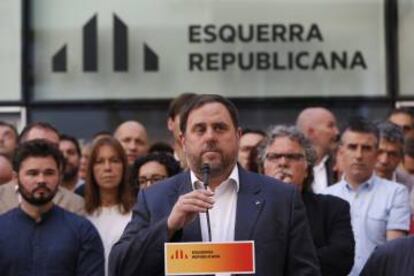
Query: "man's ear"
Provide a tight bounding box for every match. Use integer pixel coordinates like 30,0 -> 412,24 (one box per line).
236,127 -> 242,140
12,171 -> 17,181
179,132 -> 186,153
167,117 -> 174,132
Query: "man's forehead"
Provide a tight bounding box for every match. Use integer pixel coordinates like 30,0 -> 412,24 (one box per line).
0,125 -> 15,134
342,130 -> 377,143
188,103 -> 232,123
379,139 -> 402,150
20,156 -> 58,169
60,140 -> 76,148
27,128 -> 59,143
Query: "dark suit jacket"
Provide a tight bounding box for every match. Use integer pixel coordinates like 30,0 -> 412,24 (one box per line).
325,156 -> 337,187
109,168 -> 321,276
303,192 -> 354,276
361,236 -> 414,276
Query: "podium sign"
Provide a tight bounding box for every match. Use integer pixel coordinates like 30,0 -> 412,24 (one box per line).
165,241 -> 255,275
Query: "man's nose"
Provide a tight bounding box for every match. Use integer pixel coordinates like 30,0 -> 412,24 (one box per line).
277,157 -> 289,167
36,173 -> 46,183
204,128 -> 217,141
378,153 -> 389,164
127,141 -> 137,150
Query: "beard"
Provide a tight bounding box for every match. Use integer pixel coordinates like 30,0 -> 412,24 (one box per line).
187,142 -> 237,179
63,164 -> 79,182
18,181 -> 58,206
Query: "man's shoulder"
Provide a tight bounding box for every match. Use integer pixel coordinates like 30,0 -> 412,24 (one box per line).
395,168 -> 414,188
239,169 -> 297,198
0,181 -> 19,214
0,207 -> 20,221
374,236 -> 414,257
374,176 -> 408,193
0,181 -> 16,191
54,205 -> 98,234
54,187 -> 85,215
310,192 -> 349,208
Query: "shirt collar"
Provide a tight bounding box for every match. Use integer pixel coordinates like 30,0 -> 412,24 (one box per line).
343,173 -> 375,191
190,165 -> 240,192
314,155 -> 329,169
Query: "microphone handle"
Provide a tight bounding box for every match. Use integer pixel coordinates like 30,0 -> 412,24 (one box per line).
203,169 -> 212,242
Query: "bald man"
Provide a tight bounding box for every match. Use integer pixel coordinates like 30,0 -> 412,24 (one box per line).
0,154 -> 13,185
297,107 -> 339,193
114,121 -> 149,165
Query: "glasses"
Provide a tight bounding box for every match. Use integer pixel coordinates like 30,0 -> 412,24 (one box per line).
138,174 -> 167,187
265,152 -> 305,163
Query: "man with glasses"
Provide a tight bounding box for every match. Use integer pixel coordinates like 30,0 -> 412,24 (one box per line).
324,118 -> 410,276
260,125 -> 354,276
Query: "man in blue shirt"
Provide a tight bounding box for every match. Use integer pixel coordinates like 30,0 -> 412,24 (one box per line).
0,139 -> 104,276
324,118 -> 410,276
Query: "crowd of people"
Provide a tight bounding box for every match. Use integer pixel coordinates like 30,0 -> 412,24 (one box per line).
0,93 -> 414,275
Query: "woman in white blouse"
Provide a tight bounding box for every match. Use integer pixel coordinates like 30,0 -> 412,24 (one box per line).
85,136 -> 135,275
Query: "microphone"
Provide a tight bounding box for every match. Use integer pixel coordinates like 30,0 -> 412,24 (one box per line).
202,163 -> 212,242
202,164 -> 210,189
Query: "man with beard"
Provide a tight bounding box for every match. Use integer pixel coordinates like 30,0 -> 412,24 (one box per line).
260,125 -> 354,276
109,94 -> 320,276
0,139 -> 104,275
0,122 -> 85,215
59,134 -> 83,191
323,118 -> 410,276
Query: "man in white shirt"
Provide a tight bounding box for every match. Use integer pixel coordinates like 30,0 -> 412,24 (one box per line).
110,94 -> 321,276
324,118 -> 410,275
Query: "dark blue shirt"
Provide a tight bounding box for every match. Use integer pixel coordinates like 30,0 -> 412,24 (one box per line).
0,205 -> 105,276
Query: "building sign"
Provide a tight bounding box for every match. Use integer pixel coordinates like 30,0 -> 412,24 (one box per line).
32,0 -> 386,100
399,0 -> 414,97
0,0 -> 21,101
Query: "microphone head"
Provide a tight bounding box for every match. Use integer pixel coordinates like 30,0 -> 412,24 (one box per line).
201,163 -> 210,174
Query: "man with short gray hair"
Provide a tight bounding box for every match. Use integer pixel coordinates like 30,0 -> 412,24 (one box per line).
375,121 -> 414,194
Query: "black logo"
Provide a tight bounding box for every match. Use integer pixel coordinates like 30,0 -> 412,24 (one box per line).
52,13 -> 159,73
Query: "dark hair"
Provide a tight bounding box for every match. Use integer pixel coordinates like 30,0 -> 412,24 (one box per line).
241,128 -> 266,137
340,117 -> 379,145
377,121 -> 404,150
19,122 -> 60,144
130,152 -> 182,191
179,94 -> 239,133
85,136 -> 134,215
13,139 -> 64,172
60,134 -> 81,156
0,121 -> 18,140
168,93 -> 198,119
149,142 -> 174,155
